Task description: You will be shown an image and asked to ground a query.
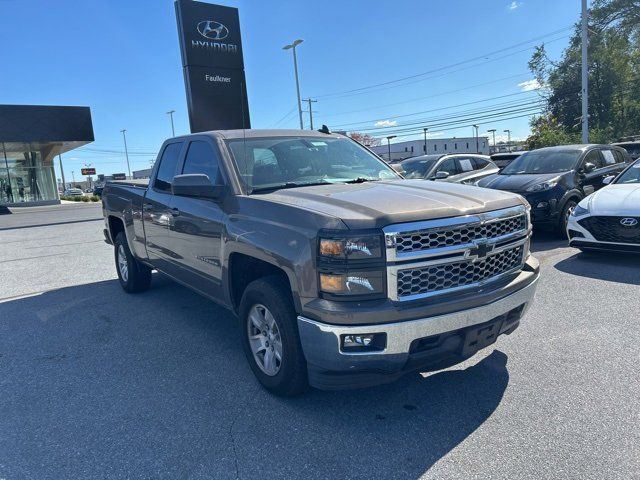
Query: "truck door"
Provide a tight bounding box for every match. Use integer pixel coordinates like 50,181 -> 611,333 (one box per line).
168,138 -> 225,301
143,141 -> 184,276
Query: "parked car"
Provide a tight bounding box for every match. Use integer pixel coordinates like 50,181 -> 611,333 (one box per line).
567,159 -> 640,253
611,141 -> 640,161
476,144 -> 631,235
102,129 -> 539,395
63,188 -> 84,196
490,151 -> 526,170
92,185 -> 104,197
400,154 -> 499,184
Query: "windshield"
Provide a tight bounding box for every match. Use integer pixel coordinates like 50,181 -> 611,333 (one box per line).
500,149 -> 581,175
225,136 -> 400,192
401,158 -> 438,179
615,161 -> 640,184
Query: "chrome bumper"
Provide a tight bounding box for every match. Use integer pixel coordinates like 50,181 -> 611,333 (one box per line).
297,275 -> 538,372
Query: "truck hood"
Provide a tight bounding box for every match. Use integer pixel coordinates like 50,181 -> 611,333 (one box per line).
257,179 -> 525,229
476,172 -> 563,193
584,183 -> 640,216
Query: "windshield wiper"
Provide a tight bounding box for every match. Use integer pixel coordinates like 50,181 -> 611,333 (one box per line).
343,177 -> 378,184
251,180 -> 332,193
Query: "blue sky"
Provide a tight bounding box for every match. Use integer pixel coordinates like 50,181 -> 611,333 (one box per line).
0,0 -> 582,178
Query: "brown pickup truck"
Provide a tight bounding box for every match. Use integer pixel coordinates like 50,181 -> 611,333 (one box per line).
102,129 -> 539,395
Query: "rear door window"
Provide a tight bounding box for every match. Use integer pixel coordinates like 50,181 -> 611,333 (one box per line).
601,149 -> 616,166
472,157 -> 490,170
457,158 -> 474,172
154,142 -> 183,192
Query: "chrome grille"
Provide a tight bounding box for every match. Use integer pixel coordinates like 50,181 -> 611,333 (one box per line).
396,245 -> 524,299
396,214 -> 526,253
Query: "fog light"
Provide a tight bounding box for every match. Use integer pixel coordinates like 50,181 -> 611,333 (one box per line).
341,333 -> 386,352
536,201 -> 549,209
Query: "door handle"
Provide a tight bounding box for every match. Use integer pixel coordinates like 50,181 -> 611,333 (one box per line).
170,208 -> 181,217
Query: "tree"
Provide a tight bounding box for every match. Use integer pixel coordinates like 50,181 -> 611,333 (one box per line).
528,0 -> 640,144
348,132 -> 381,147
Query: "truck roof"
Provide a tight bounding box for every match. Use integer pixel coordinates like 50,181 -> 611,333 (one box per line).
174,129 -> 345,141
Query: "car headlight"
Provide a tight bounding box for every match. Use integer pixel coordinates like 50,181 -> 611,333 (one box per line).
526,180 -> 558,192
571,204 -> 590,217
319,270 -> 385,296
319,235 -> 382,260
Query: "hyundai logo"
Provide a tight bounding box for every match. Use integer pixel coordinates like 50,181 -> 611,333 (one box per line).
620,217 -> 638,227
197,20 -> 229,40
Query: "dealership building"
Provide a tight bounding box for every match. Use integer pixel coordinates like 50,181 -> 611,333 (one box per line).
370,136 -> 490,162
0,104 -> 94,207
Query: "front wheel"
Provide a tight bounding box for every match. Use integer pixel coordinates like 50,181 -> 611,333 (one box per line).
558,200 -> 578,238
114,232 -> 152,293
239,276 -> 308,396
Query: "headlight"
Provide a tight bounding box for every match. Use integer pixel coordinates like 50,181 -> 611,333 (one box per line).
572,204 -> 590,217
526,180 -> 558,192
319,235 -> 382,260
319,270 -> 385,296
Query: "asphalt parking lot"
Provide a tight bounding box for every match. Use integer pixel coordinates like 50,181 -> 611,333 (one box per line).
1,203 -> 639,479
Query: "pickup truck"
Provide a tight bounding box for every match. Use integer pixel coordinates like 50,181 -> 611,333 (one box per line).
102,129 -> 539,395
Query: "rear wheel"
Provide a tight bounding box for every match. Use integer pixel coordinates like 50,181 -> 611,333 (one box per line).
558,200 -> 578,238
239,276 -> 308,396
114,232 -> 152,293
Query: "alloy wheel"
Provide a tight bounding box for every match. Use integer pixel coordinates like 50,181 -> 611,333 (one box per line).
247,303 -> 283,376
117,244 -> 129,283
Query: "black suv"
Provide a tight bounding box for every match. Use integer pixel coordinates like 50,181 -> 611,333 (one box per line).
611,141 -> 640,161
476,144 -> 631,234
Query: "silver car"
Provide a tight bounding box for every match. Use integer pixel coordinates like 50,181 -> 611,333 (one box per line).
400,154 -> 499,184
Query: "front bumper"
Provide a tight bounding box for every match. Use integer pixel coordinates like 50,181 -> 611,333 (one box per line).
298,271 -> 539,390
567,215 -> 640,253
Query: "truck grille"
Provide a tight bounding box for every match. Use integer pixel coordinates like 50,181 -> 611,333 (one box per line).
397,245 -> 524,298
384,206 -> 530,301
395,214 -> 526,253
578,216 -> 640,244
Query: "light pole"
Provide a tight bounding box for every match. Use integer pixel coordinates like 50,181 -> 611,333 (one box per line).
166,110 -> 176,137
84,162 -> 93,189
72,170 -> 76,185
303,98 -> 317,130
503,129 -> 512,152
121,129 -> 131,178
386,135 -> 397,162
58,154 -> 66,190
283,39 -> 304,129
472,124 -> 479,153
487,129 -> 497,152
423,127 -> 429,154
581,0 -> 589,143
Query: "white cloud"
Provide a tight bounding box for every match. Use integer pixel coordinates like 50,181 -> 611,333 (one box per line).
425,131 -> 445,138
508,1 -> 522,11
518,79 -> 542,91
374,119 -> 397,127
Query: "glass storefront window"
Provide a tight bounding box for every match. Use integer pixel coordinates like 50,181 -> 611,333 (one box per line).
1,143 -> 59,204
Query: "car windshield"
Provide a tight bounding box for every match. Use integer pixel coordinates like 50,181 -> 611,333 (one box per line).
615,161 -> 640,184
225,136 -> 400,192
500,149 -> 581,175
401,157 -> 438,179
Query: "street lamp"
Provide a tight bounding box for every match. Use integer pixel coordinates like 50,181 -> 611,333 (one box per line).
423,127 -> 429,154
503,129 -> 512,152
487,128 -> 497,151
121,129 -> 131,179
386,135 -> 397,162
283,39 -> 304,130
166,110 -> 175,137
472,124 -> 479,153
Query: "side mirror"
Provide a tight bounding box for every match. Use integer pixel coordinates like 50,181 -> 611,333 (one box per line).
603,175 -> 615,185
434,171 -> 450,180
171,174 -> 224,199
582,162 -> 596,174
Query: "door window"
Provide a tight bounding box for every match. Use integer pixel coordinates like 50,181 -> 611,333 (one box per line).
154,142 -> 183,192
601,149 -> 616,166
472,157 -> 490,170
437,158 -> 460,176
582,150 -> 604,170
182,141 -> 220,183
457,158 -> 474,172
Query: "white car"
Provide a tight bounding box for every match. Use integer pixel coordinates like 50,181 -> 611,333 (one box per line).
63,188 -> 84,197
567,159 -> 640,253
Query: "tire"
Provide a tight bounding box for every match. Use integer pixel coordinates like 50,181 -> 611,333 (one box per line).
114,232 -> 152,293
239,275 -> 308,396
558,200 -> 578,238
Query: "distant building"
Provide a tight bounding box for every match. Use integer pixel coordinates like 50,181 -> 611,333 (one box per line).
370,136 -> 490,162
133,168 -> 153,179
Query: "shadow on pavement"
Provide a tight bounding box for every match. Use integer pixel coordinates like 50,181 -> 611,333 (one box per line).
0,205 -> 11,215
555,250 -> 640,286
0,277 -> 509,479
530,229 -> 565,253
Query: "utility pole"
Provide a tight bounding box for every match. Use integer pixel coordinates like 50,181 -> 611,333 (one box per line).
386,135 -> 397,163
581,0 -> 589,143
167,110 -> 176,137
58,154 -> 66,190
423,127 -> 429,154
303,98 -> 317,130
487,129 -> 497,152
283,39 -> 304,129
472,125 -> 479,153
503,129 -> 512,152
72,170 -> 76,185
121,129 -> 131,179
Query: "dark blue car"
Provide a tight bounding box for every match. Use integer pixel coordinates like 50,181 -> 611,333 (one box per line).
476,144 -> 631,235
